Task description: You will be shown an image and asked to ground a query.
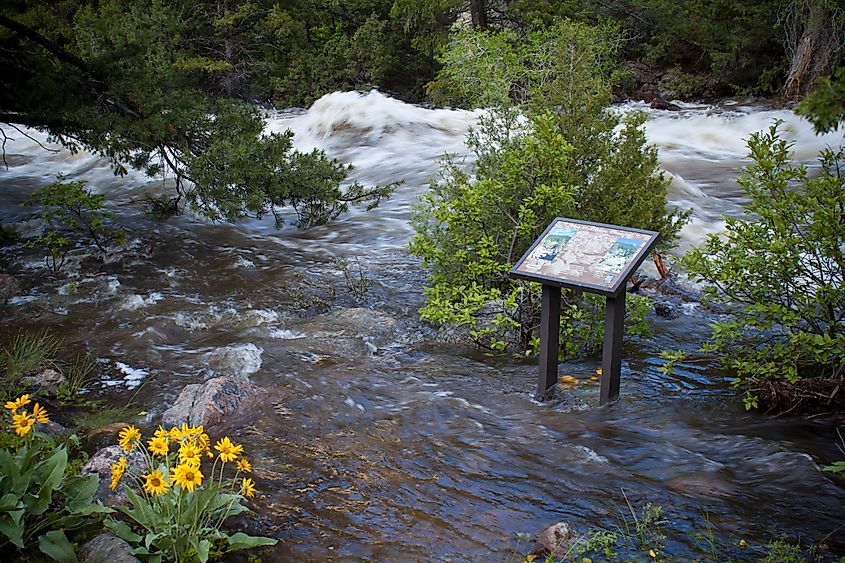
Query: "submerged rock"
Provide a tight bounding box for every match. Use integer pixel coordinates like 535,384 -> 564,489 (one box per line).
650,97 -> 682,111
530,521 -> 577,559
81,534 -> 140,563
81,445 -> 145,506
161,376 -> 265,428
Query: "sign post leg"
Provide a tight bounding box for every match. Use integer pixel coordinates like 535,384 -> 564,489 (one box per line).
538,284 -> 561,399
600,290 -> 626,405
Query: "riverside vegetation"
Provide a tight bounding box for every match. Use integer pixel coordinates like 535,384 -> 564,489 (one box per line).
1,1 -> 845,561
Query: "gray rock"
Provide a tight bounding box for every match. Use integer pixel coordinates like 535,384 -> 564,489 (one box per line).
81,534 -> 140,563
0,273 -> 22,304
650,97 -> 682,111
161,376 -> 265,429
23,367 -> 65,394
81,445 -> 145,506
530,522 -> 577,559
35,420 -> 68,438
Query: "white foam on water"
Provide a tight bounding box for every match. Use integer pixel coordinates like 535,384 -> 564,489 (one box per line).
267,328 -> 306,340
114,361 -> 149,389
120,292 -> 164,310
233,255 -> 256,269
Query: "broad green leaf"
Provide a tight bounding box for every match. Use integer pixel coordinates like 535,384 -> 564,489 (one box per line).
38,530 -> 78,563
226,531 -> 278,550
0,510 -> 25,547
197,539 -> 212,563
30,447 -> 68,515
105,518 -> 142,543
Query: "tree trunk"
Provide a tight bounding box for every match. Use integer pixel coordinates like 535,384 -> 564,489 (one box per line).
783,1 -> 840,101
469,0 -> 487,30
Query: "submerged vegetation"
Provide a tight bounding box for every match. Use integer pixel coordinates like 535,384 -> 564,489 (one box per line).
411,22 -> 687,354
683,123 -> 844,414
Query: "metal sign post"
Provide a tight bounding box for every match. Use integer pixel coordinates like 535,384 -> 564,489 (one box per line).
510,217 -> 659,405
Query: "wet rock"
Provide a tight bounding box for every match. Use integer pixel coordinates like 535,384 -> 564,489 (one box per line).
22,367 -> 65,394
81,445 -> 145,506
650,97 -> 682,111
35,420 -> 68,438
85,422 -> 135,453
530,522 -> 577,559
81,534 -> 140,563
0,273 -> 22,304
653,299 -> 680,319
638,276 -> 701,303
161,376 -> 265,429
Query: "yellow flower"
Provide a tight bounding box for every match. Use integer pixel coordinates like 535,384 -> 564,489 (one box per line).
11,411 -> 35,437
4,394 -> 31,413
169,426 -> 183,442
178,442 -> 202,466
171,463 -> 203,492
153,426 -> 170,441
198,431 -> 213,458
236,458 -> 252,473
110,456 -> 127,490
214,437 -> 243,463
142,469 -> 169,496
118,425 -> 141,453
147,436 -> 169,457
240,477 -> 256,498
32,403 -> 49,424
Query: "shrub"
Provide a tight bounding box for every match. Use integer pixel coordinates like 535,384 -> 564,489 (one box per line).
411,22 -> 687,353
683,123 -> 845,413
0,395 -> 109,560
105,423 -> 276,562
25,176 -> 125,272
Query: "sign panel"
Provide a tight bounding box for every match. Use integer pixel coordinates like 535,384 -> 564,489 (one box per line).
510,218 -> 659,296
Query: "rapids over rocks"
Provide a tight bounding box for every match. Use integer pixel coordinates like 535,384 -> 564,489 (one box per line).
1,91 -> 844,560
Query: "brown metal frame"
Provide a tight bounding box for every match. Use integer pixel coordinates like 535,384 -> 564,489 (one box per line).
509,217 -> 659,405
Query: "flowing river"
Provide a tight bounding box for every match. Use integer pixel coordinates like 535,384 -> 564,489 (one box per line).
1,91 -> 844,560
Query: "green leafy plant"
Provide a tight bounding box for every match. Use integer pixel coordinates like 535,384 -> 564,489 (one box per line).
411,22 -> 686,354
682,122 -> 845,413
0,395 -> 110,560
333,256 -> 371,301
106,424 -> 276,562
584,529 -> 619,559
25,176 -> 125,272
761,538 -> 806,563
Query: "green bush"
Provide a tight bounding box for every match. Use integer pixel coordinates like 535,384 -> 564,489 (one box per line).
411,22 -> 687,353
683,123 -> 845,412
25,176 -> 125,272
0,396 -> 109,560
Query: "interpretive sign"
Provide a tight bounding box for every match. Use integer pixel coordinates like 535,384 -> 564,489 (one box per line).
509,218 -> 659,405
510,218 -> 658,296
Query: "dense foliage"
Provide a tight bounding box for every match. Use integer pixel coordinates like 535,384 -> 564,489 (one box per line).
1,397 -> 108,561
683,123 -> 844,413
0,1 -> 393,227
411,22 -> 687,353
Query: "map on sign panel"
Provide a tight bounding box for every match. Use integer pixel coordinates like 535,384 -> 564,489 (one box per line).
510,218 -> 658,294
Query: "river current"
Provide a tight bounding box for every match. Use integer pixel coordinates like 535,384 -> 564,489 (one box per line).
1,91 -> 844,560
